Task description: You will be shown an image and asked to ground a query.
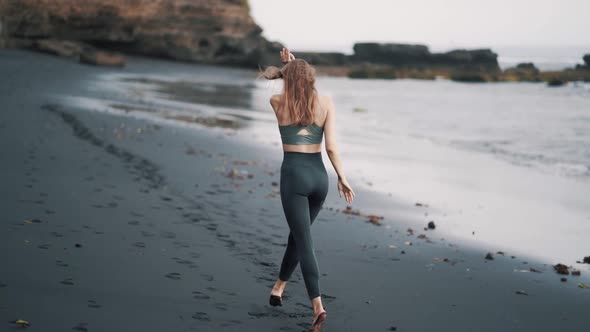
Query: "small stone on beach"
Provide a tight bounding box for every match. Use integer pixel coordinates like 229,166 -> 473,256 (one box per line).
553,263 -> 569,275
485,252 -> 494,260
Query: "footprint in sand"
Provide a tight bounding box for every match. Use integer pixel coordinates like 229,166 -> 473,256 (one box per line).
55,260 -> 68,267
200,273 -> 214,282
87,300 -> 101,309
159,231 -> 176,239
191,312 -> 210,322
72,322 -> 89,331
165,272 -> 182,280
60,278 -> 74,286
141,231 -> 156,238
214,303 -> 228,311
192,291 -> 210,300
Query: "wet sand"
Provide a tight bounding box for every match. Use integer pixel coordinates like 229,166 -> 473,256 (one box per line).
1,49 -> 589,331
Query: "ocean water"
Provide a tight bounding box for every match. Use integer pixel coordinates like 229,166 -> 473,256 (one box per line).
62,57 -> 590,264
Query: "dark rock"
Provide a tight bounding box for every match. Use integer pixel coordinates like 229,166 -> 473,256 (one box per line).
503,62 -> 541,81
584,54 -> 590,66
450,71 -> 487,82
583,256 -> 590,264
349,64 -> 397,79
431,48 -> 499,70
571,269 -> 581,276
516,62 -> 539,71
547,78 -> 566,87
352,42 -> 431,65
553,263 -> 569,275
485,252 -> 494,260
0,0 -> 281,67
427,221 -> 436,229
31,39 -> 85,57
293,51 -> 350,66
560,277 -> 567,282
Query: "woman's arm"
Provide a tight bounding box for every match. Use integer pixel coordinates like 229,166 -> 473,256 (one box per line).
323,96 -> 356,203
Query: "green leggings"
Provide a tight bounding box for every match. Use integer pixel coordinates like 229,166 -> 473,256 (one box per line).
278,151 -> 329,300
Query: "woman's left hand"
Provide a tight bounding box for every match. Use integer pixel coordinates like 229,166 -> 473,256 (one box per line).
280,48 -> 295,64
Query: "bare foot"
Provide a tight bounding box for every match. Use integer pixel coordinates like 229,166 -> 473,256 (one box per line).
310,309 -> 327,332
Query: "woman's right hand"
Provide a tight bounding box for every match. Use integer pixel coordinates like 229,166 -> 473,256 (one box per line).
337,177 -> 356,204
280,47 -> 295,64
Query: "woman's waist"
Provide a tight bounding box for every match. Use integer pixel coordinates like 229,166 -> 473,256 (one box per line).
281,151 -> 324,167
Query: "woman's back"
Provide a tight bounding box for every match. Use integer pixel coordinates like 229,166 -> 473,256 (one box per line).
271,94 -> 329,153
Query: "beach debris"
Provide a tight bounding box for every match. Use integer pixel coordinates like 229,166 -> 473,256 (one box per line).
23,218 -> 43,224
529,267 -> 542,273
496,251 -> 505,256
271,181 -> 278,186
388,326 -> 398,331
427,221 -> 436,229
406,228 -> 414,235
341,206 -> 384,226
571,269 -> 581,276
353,107 -> 368,112
433,257 -> 449,262
404,241 -> 412,246
388,244 -> 398,249
75,243 -> 83,248
342,206 -> 361,216
185,145 -> 197,155
553,263 -> 570,275
226,168 -> 252,180
485,252 -> 494,260
515,290 -> 528,296
561,278 -> 567,282
401,250 -> 406,254
366,215 -> 383,226
578,283 -> 589,289
10,319 -> 31,327
415,202 -> 429,207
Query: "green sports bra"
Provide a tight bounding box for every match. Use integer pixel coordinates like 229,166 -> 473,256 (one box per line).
278,123 -> 324,145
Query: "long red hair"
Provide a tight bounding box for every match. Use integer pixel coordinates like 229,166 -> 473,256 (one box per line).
259,59 -> 318,126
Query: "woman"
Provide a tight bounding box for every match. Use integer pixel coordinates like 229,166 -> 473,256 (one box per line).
259,48 -> 356,331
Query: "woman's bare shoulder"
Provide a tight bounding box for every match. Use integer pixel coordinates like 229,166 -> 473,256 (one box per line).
270,94 -> 281,110
318,95 -> 335,111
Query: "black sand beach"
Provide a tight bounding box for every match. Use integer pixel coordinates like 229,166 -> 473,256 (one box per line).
1,49 -> 588,331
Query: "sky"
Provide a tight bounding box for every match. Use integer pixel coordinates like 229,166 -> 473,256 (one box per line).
249,0 -> 590,54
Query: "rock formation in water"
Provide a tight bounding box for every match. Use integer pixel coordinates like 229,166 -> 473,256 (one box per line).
0,0 -> 282,67
294,43 -> 590,83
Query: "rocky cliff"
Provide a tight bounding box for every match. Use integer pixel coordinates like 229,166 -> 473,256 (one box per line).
0,0 -> 282,67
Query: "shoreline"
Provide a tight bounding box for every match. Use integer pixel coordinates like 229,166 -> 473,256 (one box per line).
1,49 -> 589,331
